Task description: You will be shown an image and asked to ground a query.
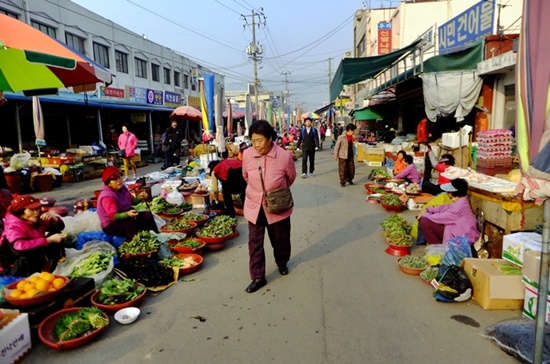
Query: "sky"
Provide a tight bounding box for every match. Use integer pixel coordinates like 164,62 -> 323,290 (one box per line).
71,0 -> 400,111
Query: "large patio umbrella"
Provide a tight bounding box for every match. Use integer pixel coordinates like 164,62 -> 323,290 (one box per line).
169,105 -> 202,122
0,14 -> 112,95
514,1 -> 550,362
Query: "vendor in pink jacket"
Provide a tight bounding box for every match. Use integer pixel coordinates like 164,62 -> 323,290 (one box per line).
417,178 -> 480,245
242,120 -> 296,293
0,195 -> 66,276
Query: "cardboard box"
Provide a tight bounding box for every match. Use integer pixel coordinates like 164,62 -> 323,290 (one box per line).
502,232 -> 542,267
463,258 -> 524,310
523,280 -> 550,322
0,313 -> 32,364
522,250 -> 545,288
442,132 -> 469,148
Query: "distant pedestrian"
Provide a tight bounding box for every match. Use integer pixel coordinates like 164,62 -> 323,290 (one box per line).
118,124 -> 138,180
334,123 -> 357,187
319,122 -> 327,149
167,120 -> 183,166
160,128 -> 173,171
296,117 -> 319,178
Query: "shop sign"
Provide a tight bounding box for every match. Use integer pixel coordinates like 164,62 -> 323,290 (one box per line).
187,95 -> 201,109
100,86 -> 125,98
377,22 -> 392,55
477,51 -> 517,75
438,0 -> 495,55
131,112 -> 147,123
164,91 -> 182,107
126,86 -> 147,104
146,89 -> 163,105
335,98 -> 351,108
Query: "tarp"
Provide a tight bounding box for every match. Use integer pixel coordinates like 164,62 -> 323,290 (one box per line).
354,107 -> 385,120
330,39 -> 421,102
419,42 -> 484,122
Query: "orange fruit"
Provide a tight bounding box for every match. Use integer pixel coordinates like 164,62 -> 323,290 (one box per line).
23,282 -> 35,292
48,287 -> 56,292
9,290 -> 23,299
25,288 -> 39,298
39,272 -> 55,282
19,293 -> 28,299
35,279 -> 50,292
16,280 -> 27,291
27,276 -> 39,283
52,278 -> 66,289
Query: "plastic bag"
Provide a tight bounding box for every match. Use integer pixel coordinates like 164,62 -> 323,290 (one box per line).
53,241 -> 116,289
61,211 -> 102,236
483,319 -> 550,363
76,231 -> 112,250
0,276 -> 24,304
9,152 -> 31,170
442,235 -> 472,266
424,245 -> 448,266
434,265 -> 472,303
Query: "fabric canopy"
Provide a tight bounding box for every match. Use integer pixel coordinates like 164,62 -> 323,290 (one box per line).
330,39 -> 421,102
354,107 -> 385,120
419,42 -> 484,122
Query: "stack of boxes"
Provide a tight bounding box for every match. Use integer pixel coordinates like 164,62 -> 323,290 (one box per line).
475,129 -> 513,175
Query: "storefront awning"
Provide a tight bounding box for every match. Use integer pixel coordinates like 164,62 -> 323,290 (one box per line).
330,39 -> 421,102
353,107 -> 386,120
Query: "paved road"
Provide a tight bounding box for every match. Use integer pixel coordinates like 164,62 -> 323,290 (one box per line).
25,151 -> 520,364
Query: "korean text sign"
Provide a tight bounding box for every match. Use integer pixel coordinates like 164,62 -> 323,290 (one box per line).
378,22 -> 392,55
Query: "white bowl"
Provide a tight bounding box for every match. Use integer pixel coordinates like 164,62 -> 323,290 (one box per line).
114,307 -> 140,325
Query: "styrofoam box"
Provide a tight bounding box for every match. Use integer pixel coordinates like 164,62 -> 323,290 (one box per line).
523,280 -> 550,323
502,232 -> 542,267
0,313 -> 32,364
442,132 -> 469,148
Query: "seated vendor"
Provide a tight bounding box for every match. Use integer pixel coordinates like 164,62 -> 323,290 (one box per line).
97,166 -> 158,241
422,150 -> 455,195
208,150 -> 247,218
416,178 -> 479,245
394,155 -> 420,184
0,195 -> 66,276
393,150 -> 407,175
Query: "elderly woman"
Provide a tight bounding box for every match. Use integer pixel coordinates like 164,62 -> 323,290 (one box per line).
417,178 -> 479,245
97,166 -> 158,241
0,195 -> 66,276
242,120 -> 296,293
334,123 -> 357,187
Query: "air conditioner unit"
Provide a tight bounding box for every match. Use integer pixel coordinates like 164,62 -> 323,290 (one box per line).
247,83 -> 256,95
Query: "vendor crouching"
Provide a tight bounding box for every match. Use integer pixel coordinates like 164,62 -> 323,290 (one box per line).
97,166 -> 158,241
0,195 -> 66,276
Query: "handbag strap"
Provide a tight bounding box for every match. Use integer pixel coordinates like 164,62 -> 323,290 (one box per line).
123,133 -> 130,149
256,158 -> 268,199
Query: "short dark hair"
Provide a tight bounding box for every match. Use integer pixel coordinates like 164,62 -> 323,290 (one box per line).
441,154 -> 455,166
404,155 -> 413,165
450,178 -> 468,197
248,120 -> 274,141
345,123 -> 357,131
397,150 -> 407,158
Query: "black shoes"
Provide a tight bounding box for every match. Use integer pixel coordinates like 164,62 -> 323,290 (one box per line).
245,277 -> 267,293
341,183 -> 346,187
348,181 -> 355,185
278,265 -> 289,275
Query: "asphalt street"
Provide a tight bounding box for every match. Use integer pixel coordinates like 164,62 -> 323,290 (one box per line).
24,150 -> 521,364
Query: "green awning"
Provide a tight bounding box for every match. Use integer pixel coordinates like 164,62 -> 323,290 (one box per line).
354,107 -> 385,120
330,39 -> 421,102
423,41 -> 483,73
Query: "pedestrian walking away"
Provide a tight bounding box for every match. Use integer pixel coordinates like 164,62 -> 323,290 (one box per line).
118,124 -> 138,180
167,120 -> 184,166
242,120 -> 296,293
296,117 -> 319,178
334,123 -> 357,187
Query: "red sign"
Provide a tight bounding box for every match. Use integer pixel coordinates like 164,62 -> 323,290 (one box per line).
100,86 -> 125,98
377,22 -> 392,55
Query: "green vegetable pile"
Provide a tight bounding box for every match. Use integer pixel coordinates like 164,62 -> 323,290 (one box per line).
372,187 -> 387,194
70,252 -> 113,277
420,267 -> 439,282
162,219 -> 194,231
163,207 -> 182,215
118,231 -> 160,255
381,214 -> 412,246
369,168 -> 392,180
179,212 -> 208,222
159,256 -> 198,268
209,215 -> 238,228
172,238 -> 203,249
197,223 -> 233,238
399,256 -> 429,269
53,307 -> 109,342
96,278 -> 145,305
381,194 -> 403,206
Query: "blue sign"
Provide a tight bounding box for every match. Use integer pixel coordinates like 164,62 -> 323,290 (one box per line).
164,91 -> 181,106
438,0 -> 495,55
146,89 -> 163,105
377,22 -> 392,31
125,86 -> 147,104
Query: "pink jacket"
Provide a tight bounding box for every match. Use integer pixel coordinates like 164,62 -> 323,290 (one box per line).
242,144 -> 296,225
3,212 -> 64,251
423,197 -> 480,244
118,132 -> 137,157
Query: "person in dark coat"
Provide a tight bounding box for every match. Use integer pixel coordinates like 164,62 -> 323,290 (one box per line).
296,117 -> 319,178
166,121 -> 184,166
160,127 -> 173,171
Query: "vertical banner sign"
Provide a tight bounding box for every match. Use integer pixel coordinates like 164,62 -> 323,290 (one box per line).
204,73 -> 215,132
377,22 -> 392,55
199,79 -> 209,136
438,0 -> 495,55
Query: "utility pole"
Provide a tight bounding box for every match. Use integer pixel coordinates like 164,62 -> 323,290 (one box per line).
328,57 -> 332,103
243,10 -> 265,116
282,72 -> 290,127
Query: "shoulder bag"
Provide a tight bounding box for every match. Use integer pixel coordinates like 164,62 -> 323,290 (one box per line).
119,135 -> 129,158
257,158 -> 293,214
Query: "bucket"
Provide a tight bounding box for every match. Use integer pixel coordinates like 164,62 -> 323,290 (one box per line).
5,173 -> 22,194
33,174 -> 53,192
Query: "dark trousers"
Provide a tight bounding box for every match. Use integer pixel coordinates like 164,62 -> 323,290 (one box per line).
338,158 -> 355,184
302,149 -> 315,174
103,211 -> 158,241
162,149 -> 172,169
248,207 -> 291,280
422,181 -> 443,196
419,217 -> 445,245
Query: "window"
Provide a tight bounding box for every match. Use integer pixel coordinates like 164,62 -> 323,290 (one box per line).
65,33 -> 85,54
164,68 -> 171,84
115,51 -> 128,73
174,71 -> 181,87
93,42 -> 110,68
31,20 -> 56,38
1,9 -> 18,18
191,79 -> 196,91
151,64 -> 160,82
135,58 -> 147,78
183,74 -> 189,89
357,36 -> 365,56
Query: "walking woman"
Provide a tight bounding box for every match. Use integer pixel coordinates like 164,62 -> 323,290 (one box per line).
334,123 -> 357,187
118,124 -> 138,180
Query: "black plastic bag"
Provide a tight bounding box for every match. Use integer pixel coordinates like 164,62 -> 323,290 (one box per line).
434,264 -> 472,303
